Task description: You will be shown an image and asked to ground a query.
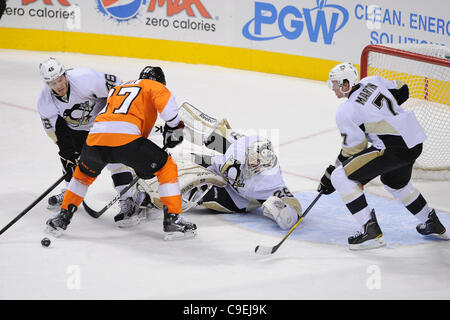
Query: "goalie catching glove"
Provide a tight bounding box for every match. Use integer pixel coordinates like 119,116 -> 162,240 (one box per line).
163,120 -> 185,148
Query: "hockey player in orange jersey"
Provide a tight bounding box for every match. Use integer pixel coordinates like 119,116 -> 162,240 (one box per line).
45,66 -> 197,240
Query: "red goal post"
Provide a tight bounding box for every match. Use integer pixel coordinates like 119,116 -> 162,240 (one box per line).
360,44 -> 450,179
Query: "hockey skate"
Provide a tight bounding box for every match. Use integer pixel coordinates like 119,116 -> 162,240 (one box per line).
416,209 -> 449,240
47,189 -> 66,210
135,190 -> 162,221
348,210 -> 386,250
114,197 -> 141,228
45,204 -> 76,237
163,205 -> 197,241
113,191 -> 160,228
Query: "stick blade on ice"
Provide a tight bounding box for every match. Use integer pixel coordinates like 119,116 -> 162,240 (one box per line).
254,245 -> 275,255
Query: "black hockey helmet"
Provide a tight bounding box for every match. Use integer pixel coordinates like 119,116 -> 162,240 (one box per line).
139,66 -> 166,85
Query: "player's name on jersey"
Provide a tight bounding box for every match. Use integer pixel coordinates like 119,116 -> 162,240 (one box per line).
355,83 -> 378,105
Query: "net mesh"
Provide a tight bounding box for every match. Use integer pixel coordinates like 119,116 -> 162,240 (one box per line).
364,44 -> 450,178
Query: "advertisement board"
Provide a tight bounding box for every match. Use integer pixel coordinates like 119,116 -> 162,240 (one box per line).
1,1 -> 448,80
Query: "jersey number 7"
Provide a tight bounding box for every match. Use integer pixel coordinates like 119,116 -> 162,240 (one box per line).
372,93 -> 397,116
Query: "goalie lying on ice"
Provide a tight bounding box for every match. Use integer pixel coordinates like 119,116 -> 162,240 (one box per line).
137,103 -> 302,230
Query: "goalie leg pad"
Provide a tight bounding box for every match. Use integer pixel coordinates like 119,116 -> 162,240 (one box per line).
178,102 -> 218,145
178,102 -> 235,154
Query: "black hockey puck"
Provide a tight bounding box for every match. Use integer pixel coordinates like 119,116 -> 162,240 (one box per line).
41,237 -> 51,247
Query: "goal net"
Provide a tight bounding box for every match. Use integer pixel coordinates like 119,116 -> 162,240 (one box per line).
360,44 -> 450,180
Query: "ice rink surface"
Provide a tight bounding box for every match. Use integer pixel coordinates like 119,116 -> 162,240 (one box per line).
0,49 -> 449,300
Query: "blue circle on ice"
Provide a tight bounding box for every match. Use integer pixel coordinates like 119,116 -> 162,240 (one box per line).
219,192 -> 450,246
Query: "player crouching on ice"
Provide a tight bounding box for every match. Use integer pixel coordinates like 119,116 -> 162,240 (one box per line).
134,102 -> 303,230
45,66 -> 197,240
318,62 -> 448,250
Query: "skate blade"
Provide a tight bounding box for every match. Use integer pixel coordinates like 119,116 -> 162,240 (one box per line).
164,230 -> 197,241
46,204 -> 61,211
45,225 -> 63,238
424,232 -> 450,241
116,217 -> 143,228
349,237 -> 386,251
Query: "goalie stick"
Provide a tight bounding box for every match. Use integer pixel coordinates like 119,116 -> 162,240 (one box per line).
254,191 -> 323,255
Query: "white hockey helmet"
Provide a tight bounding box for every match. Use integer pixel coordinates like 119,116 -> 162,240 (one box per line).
245,138 -> 277,178
327,62 -> 359,93
39,57 -> 66,83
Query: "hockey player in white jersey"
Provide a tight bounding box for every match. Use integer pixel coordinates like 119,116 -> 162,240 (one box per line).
318,62 -> 448,250
37,57 -> 136,225
137,103 -> 302,230
196,134 -> 302,230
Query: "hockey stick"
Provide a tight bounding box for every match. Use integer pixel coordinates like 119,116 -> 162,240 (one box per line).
82,175 -> 141,219
83,145 -> 169,218
254,191 -> 324,255
0,172 -> 70,237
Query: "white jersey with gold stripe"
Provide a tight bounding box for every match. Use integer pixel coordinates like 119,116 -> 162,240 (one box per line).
208,135 -> 292,210
37,67 -> 121,137
336,76 -> 426,158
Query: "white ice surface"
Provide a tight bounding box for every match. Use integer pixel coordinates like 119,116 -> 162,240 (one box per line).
0,50 -> 449,300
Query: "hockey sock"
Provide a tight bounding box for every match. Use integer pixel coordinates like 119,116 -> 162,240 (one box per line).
155,156 -> 182,214
107,164 -> 134,200
384,183 -> 430,223
331,166 -> 372,225
62,166 -> 97,210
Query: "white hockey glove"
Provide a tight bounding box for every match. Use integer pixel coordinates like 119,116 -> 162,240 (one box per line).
262,196 -> 299,230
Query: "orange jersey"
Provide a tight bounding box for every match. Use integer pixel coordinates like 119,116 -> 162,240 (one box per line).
86,79 -> 179,147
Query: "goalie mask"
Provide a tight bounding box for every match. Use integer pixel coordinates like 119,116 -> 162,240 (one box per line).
39,57 -> 65,83
244,139 -> 277,178
327,62 -> 359,93
139,66 -> 166,85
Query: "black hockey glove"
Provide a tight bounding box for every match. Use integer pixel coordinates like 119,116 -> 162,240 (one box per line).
60,153 -> 78,175
317,165 -> 336,195
163,120 -> 185,148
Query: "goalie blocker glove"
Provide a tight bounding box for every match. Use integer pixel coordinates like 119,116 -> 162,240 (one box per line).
262,196 -> 298,230
317,165 -> 336,195
163,120 -> 185,148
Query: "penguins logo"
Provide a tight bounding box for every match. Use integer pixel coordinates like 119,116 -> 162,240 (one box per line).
220,156 -> 245,190
63,101 -> 95,127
